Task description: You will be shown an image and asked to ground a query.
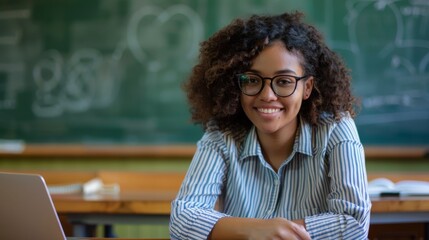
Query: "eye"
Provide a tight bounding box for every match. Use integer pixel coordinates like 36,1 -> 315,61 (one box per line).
241,74 -> 260,84
274,76 -> 295,86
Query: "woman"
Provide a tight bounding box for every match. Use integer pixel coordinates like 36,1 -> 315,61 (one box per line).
170,11 -> 371,240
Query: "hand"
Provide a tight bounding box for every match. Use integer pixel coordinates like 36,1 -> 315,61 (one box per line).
247,218 -> 311,240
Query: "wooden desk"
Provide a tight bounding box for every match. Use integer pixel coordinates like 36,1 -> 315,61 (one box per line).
54,191 -> 429,237
52,190 -> 177,237
371,196 -> 429,224
368,171 -> 429,225
55,193 -> 429,219
6,169 -> 428,237
47,171 -> 184,237
53,191 -> 175,215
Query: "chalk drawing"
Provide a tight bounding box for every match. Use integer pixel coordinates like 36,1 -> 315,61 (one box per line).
0,63 -> 25,109
32,50 -> 64,117
342,0 -> 429,124
32,46 -> 124,117
28,3 -> 204,117
127,4 -> 203,107
0,9 -> 30,44
0,8 -> 29,109
92,39 -> 126,108
62,49 -> 102,112
127,4 -> 203,71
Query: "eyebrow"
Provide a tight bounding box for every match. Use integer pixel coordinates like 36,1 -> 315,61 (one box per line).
247,69 -> 299,76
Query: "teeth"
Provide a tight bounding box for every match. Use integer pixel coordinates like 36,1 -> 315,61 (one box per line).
258,108 -> 280,114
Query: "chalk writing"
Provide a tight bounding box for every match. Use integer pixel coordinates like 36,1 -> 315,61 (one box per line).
339,0 -> 429,124
0,9 -> 29,110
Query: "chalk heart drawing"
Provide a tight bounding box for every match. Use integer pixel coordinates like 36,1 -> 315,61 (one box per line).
62,48 -> 102,112
32,50 -> 64,117
127,5 -> 202,71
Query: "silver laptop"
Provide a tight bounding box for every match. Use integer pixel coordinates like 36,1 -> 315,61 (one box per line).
0,172 -> 67,240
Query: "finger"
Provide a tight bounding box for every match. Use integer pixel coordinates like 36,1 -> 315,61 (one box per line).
276,228 -> 302,240
291,223 -> 311,240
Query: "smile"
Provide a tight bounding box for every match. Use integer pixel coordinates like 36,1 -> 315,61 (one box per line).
257,108 -> 281,114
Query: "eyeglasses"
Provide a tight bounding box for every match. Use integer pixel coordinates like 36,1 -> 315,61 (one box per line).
237,73 -> 308,97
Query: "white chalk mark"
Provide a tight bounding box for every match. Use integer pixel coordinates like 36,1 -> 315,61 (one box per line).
0,9 -> 30,19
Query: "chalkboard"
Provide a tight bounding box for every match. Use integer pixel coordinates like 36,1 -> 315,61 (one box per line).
0,0 -> 428,146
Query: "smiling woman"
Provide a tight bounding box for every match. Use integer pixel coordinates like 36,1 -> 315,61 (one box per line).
238,41 -> 314,169
170,11 -> 371,240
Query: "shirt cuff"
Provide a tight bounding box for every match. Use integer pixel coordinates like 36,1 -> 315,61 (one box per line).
187,209 -> 229,239
305,213 -> 345,237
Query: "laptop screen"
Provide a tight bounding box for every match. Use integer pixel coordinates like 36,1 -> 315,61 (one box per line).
0,172 -> 67,240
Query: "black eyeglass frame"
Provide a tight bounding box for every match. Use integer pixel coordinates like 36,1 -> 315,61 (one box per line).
237,73 -> 309,97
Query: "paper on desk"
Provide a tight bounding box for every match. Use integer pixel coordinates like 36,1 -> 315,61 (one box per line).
0,139 -> 24,153
48,178 -> 120,195
368,178 -> 429,197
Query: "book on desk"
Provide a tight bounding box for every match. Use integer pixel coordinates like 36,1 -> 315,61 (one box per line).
368,177 -> 429,197
48,178 -> 120,195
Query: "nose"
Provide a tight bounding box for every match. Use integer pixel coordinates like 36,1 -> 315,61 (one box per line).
258,80 -> 277,101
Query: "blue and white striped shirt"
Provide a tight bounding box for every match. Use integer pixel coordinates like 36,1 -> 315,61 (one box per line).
170,115 -> 371,239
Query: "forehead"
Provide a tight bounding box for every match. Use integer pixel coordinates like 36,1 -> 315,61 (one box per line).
250,40 -> 304,75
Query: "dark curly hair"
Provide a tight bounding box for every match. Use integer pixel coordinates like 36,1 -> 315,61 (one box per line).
183,11 -> 358,135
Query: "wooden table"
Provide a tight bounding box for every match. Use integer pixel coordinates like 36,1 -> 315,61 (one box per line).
53,190 -> 175,215
371,196 -> 429,224
53,191 -> 429,237
52,190 -> 176,237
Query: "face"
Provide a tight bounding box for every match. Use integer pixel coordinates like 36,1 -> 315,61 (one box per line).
240,40 -> 313,137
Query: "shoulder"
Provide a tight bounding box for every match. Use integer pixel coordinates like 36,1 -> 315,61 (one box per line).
308,112 -> 363,159
198,121 -> 247,155
313,112 -> 361,144
317,112 -> 357,129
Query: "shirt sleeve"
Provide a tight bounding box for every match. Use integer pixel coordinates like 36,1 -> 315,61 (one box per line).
170,131 -> 230,240
305,117 -> 372,239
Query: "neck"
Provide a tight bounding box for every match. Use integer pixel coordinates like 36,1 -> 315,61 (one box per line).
257,118 -> 299,172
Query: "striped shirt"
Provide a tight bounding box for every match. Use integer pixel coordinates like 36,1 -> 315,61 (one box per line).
170,115 -> 371,239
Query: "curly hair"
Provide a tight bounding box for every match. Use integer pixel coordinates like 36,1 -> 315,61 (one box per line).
183,11 -> 358,135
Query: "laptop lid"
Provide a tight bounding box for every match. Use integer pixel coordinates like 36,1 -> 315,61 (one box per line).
0,172 -> 67,240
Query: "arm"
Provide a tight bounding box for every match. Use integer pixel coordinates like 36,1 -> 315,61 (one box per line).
170,132 -> 229,240
305,117 -> 371,239
210,217 -> 310,240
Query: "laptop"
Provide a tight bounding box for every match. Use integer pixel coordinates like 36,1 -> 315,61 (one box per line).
0,172 -> 67,240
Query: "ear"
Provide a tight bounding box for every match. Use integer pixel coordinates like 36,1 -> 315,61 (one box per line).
303,76 -> 314,100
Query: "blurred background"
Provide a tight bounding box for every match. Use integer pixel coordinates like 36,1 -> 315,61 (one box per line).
1,0 -> 428,146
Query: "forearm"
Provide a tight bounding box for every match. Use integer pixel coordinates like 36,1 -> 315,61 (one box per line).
209,217 -> 259,239
305,212 -> 370,239
209,217 -> 309,240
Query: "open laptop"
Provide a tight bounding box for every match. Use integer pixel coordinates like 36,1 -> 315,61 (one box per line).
0,172 -> 67,240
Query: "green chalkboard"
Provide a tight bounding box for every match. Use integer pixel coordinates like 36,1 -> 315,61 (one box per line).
0,0 -> 428,145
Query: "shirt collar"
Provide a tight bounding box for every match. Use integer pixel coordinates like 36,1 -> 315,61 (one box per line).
295,116 -> 313,157
238,126 -> 261,161
238,117 -> 313,162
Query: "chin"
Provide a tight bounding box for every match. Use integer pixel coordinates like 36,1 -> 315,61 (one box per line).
255,124 -> 282,134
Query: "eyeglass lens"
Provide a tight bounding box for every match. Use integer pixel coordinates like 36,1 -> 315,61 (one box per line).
238,73 -> 299,97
